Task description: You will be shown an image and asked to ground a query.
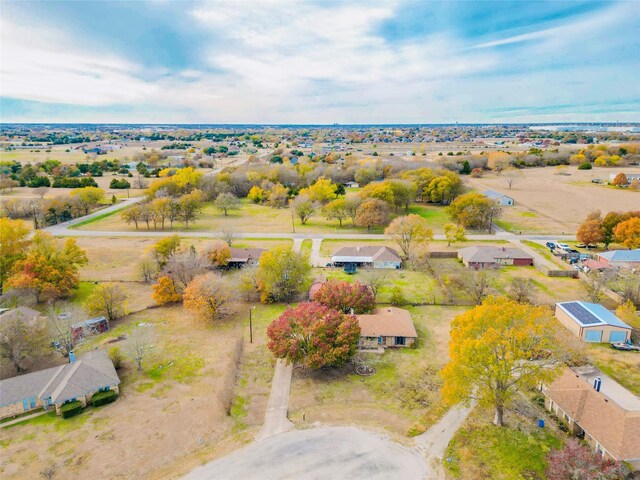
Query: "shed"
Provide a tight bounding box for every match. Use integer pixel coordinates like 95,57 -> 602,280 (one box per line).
483,190 -> 514,206
555,301 -> 632,343
71,316 -> 109,341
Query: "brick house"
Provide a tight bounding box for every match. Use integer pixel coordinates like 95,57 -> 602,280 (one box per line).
357,307 -> 417,349
0,350 -> 120,419
542,367 -> 640,470
457,246 -> 534,269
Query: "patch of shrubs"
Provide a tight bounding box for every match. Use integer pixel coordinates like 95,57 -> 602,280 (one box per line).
60,400 -> 84,419
52,177 -> 98,188
578,162 -> 593,170
91,390 -> 118,407
110,178 -> 131,189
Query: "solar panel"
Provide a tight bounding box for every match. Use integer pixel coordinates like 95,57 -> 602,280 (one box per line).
562,302 -> 602,325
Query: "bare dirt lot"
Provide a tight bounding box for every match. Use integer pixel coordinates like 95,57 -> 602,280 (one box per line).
466,166 -> 640,234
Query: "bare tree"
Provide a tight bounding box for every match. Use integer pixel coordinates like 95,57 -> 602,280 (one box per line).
0,315 -> 49,373
47,304 -> 85,358
239,266 -> 260,301
503,167 -> 523,190
162,250 -> 208,292
33,187 -> 49,199
134,174 -> 148,189
507,278 -> 535,304
124,326 -> 155,371
360,268 -> 389,300
584,270 -> 614,303
138,253 -> 159,282
220,227 -> 240,247
455,270 -> 496,305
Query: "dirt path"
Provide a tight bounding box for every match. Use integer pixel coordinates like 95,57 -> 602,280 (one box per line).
256,359 -> 294,441
413,401 -> 476,479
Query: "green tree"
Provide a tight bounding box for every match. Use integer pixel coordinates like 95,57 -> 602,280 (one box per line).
322,198 -> 349,227
256,246 -> 311,302
84,283 -> 129,322
70,186 -> 106,215
384,214 -> 433,260
444,223 -> 467,246
215,192 -> 241,216
291,195 -> 316,225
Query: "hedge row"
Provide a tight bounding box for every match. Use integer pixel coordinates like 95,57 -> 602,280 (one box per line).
60,400 -> 83,419
91,390 -> 117,407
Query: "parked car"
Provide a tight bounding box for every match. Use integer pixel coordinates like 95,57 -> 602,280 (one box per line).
611,342 -> 640,352
557,243 -> 570,250
576,243 -> 587,248
546,242 -> 556,249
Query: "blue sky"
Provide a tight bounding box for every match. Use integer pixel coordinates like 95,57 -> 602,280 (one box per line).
1,0 -> 639,123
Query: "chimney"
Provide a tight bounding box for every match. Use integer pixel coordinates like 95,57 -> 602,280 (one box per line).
69,351 -> 76,363
594,377 -> 602,392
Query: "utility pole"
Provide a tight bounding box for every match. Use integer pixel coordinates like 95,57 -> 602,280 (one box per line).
249,306 -> 255,343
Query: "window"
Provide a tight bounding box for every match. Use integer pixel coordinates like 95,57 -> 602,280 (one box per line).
394,337 -> 406,346
29,397 -> 36,409
377,336 -> 383,345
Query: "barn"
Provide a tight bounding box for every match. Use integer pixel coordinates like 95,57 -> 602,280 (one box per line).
555,301 -> 632,343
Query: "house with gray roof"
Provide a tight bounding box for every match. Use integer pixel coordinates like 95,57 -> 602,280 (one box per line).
0,307 -> 46,330
0,350 -> 120,419
483,190 -> 514,206
597,249 -> 640,268
458,246 -> 533,269
331,246 -> 402,269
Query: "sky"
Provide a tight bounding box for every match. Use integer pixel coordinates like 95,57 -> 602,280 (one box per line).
1,0 -> 639,124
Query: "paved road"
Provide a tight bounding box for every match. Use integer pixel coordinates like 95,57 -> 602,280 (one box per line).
44,196 -> 144,235
256,359 -> 294,441
184,426 -> 431,480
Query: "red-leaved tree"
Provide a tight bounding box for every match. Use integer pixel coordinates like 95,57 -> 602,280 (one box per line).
313,279 -> 375,314
547,439 -> 626,480
266,302 -> 361,369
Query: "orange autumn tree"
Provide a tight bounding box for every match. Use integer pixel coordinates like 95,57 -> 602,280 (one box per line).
183,273 -> 238,323
152,276 -> 182,305
6,231 -> 87,302
613,217 -> 640,249
441,297 -> 562,426
576,219 -> 604,246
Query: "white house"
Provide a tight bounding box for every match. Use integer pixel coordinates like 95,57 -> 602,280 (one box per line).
483,190 -> 514,206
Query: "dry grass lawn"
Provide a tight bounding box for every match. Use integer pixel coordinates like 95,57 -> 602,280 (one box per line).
287,306 -> 467,439
76,237 -> 292,282
466,165 -> 640,234
75,200 -> 451,234
0,301 -> 285,480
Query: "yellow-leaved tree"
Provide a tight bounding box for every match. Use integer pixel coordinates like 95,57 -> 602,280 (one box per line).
441,297 -> 562,426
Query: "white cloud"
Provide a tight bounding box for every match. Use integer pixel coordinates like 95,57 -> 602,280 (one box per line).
0,0 -> 637,123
